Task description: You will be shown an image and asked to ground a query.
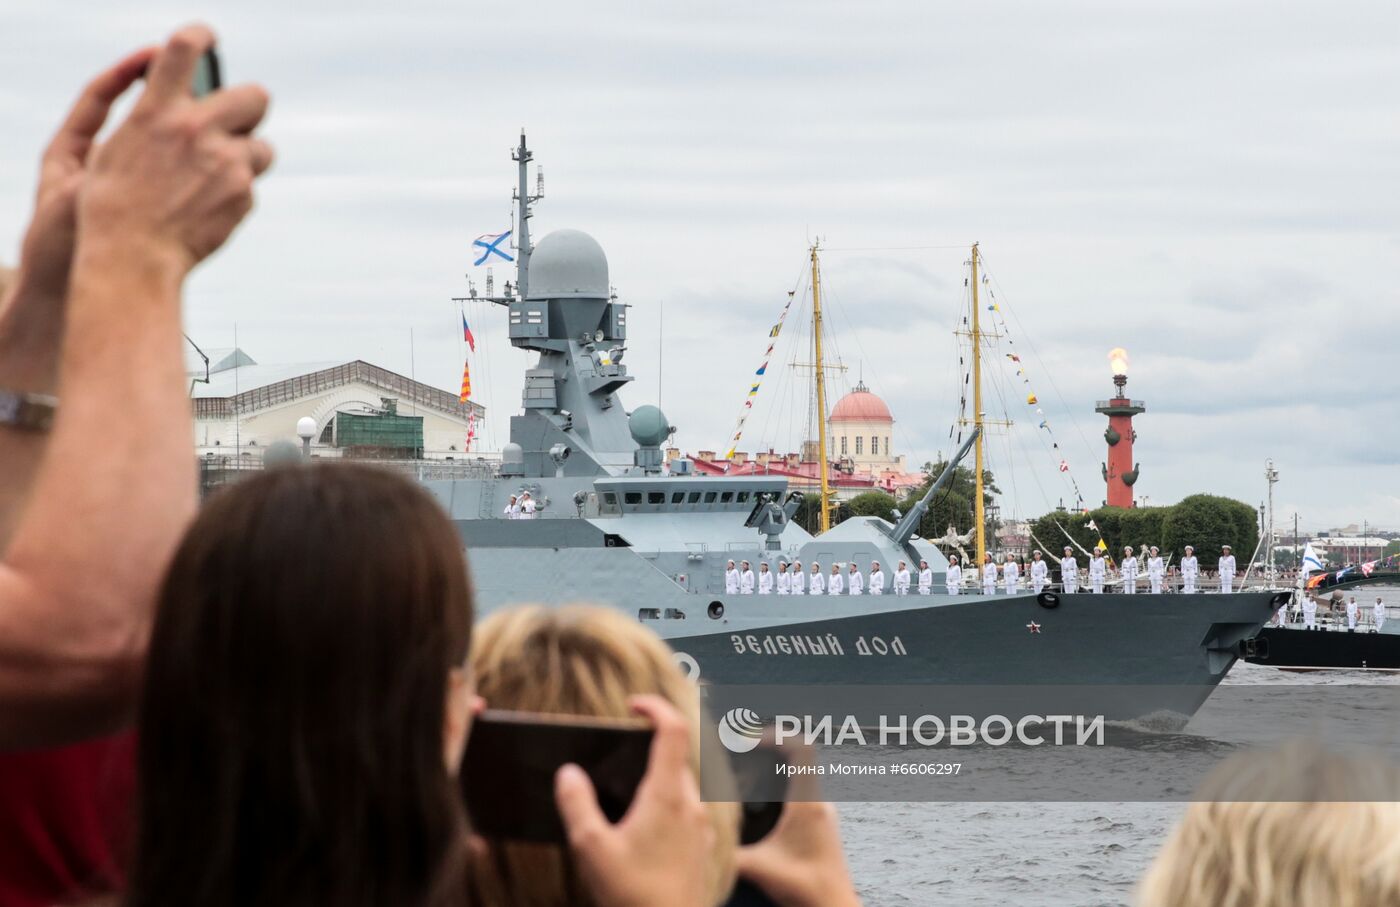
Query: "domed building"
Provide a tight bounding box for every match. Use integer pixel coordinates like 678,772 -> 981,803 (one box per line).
684,376 -> 923,500
828,381 -> 906,474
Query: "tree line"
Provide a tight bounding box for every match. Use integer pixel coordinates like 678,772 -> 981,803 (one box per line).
795,460 -> 1260,572
1026,495 -> 1259,570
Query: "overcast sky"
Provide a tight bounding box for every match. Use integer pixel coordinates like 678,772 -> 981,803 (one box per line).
4,1 -> 1398,531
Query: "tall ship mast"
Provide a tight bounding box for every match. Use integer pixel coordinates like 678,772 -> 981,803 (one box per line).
809,243 -> 834,534
420,136 -> 1285,722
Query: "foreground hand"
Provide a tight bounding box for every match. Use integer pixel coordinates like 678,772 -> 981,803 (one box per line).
735,743 -> 861,907
15,46 -> 158,303
555,695 -> 714,907
79,23 -> 274,275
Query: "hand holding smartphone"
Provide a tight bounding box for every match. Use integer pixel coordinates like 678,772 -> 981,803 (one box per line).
461,709 -> 653,843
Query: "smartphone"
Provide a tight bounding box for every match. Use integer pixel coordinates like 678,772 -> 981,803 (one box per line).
461,709 -> 653,844
728,744 -> 790,845
191,47 -> 222,97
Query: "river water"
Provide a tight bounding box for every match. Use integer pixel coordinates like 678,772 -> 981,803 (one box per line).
839,652 -> 1399,906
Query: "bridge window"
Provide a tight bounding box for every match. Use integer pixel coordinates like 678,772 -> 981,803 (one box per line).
603,493 -> 618,507
688,491 -> 702,504
720,491 -> 734,503
737,492 -> 750,503
704,492 -> 717,503
671,492 -> 685,504
648,492 -> 665,505
624,492 -> 642,505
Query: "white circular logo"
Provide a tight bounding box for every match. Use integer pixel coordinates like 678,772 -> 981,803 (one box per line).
716,707 -> 764,754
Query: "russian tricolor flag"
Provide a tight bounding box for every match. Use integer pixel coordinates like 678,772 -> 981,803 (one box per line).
462,313 -> 476,352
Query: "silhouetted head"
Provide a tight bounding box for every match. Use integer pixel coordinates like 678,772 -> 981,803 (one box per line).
128,464 -> 474,907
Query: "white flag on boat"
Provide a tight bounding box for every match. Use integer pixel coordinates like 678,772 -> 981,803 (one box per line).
1300,543 -> 1325,576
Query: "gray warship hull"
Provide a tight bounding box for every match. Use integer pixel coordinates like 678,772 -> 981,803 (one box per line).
448,530 -> 1279,720
430,134 -> 1279,723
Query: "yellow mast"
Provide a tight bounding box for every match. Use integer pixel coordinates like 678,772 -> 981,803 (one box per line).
811,243 -> 833,533
970,242 -> 986,564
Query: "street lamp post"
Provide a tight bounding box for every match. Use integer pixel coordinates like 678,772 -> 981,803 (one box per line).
296,417 -> 317,460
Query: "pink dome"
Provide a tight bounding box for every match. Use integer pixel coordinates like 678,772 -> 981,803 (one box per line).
830,383 -> 892,423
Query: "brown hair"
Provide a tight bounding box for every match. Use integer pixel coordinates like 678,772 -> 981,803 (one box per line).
126,463 -> 473,907
467,605 -> 738,907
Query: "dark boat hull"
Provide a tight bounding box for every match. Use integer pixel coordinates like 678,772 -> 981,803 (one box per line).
1243,626 -> 1400,671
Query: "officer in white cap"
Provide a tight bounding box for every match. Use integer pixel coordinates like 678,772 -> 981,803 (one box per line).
1147,546 -> 1165,594
1029,550 -> 1048,595
1060,546 -> 1079,594
868,561 -> 885,596
1218,545 -> 1236,593
757,562 -> 773,594
894,560 -> 911,596
918,559 -> 934,595
1180,546 -> 1199,593
739,560 -> 755,594
1120,546 -> 1138,595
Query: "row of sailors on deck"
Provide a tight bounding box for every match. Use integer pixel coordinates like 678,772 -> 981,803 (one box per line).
501,492 -> 537,519
724,559 -> 935,596
724,543 -> 1242,596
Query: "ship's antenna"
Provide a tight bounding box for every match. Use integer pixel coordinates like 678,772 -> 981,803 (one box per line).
512,131 -> 542,300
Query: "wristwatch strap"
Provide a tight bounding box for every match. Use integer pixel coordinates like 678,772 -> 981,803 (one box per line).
0,390 -> 58,432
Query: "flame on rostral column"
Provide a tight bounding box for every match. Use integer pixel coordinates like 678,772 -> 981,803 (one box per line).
1108,348 -> 1130,378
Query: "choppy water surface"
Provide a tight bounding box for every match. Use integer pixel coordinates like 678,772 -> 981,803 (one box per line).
839,658 -> 1398,907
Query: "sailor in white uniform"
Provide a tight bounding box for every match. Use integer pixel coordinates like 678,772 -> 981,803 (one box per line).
757,562 -> 774,594
1089,551 -> 1107,594
848,563 -> 865,596
776,562 -> 791,595
981,554 -> 998,596
918,559 -> 934,595
1346,595 -> 1359,630
1146,546 -> 1165,594
724,560 -> 740,595
503,494 -> 519,519
1029,550 -> 1048,595
1301,594 -> 1318,630
894,561 -> 911,596
1374,597 -> 1386,632
1114,545 -> 1136,596
739,560 -> 755,595
868,562 -> 885,596
809,562 -> 825,596
791,561 -> 805,595
1003,554 -> 1021,595
1060,547 -> 1079,594
944,557 -> 962,596
1120,547 -> 1138,595
518,491 -> 537,519
1180,546 -> 1199,594
827,563 -> 844,596
1218,545 -> 1236,593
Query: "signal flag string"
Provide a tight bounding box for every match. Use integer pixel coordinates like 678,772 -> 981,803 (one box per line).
976,268 -> 1090,514
723,285 -> 801,460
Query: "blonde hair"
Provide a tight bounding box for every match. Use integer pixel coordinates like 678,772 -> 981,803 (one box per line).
467,605 -> 738,907
1137,741 -> 1400,907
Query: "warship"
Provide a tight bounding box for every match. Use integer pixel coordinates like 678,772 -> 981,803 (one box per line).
422,135 -> 1285,720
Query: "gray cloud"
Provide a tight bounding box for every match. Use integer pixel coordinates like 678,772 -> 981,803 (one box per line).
3,0 -> 1398,528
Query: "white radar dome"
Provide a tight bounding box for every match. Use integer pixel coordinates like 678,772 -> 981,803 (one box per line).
526,229 -> 609,300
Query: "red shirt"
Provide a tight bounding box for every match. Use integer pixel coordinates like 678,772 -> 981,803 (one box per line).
0,732 -> 134,907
